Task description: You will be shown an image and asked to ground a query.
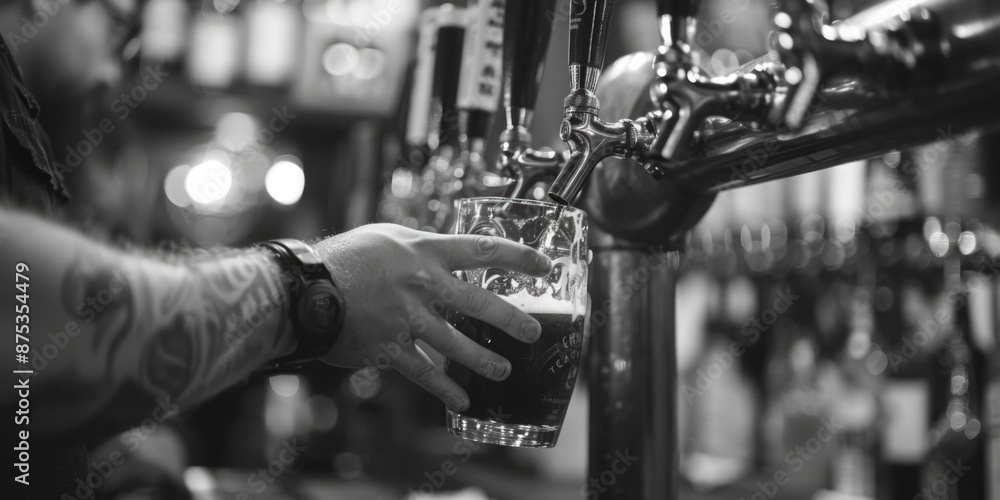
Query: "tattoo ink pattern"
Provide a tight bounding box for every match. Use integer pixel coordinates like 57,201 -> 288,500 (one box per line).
53,250 -> 289,442
137,254 -> 286,405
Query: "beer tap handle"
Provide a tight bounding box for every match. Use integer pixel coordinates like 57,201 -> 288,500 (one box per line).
771,0 -> 824,129
428,5 -> 467,152
503,0 -> 556,126
457,0 -> 504,144
404,8 -> 440,156
498,0 -> 562,199
655,0 -> 695,48
551,0 -> 664,206
568,0 -> 616,93
656,0 -> 694,19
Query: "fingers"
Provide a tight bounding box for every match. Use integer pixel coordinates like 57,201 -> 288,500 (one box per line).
415,309 -> 512,381
440,276 -> 541,343
392,346 -> 469,412
436,234 -> 552,276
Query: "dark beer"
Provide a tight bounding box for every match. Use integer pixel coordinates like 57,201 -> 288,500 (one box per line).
449,197 -> 587,447
446,312 -> 584,428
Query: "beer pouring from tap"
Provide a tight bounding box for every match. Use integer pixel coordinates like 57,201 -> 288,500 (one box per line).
547,0 -> 775,206
548,0 -> 659,206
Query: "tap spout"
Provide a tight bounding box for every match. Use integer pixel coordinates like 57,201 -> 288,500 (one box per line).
549,89 -> 658,205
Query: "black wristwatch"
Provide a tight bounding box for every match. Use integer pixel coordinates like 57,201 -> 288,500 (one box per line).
260,239 -> 345,368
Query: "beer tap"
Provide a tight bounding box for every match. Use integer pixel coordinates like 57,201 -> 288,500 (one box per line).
548,0 -> 659,206
496,0 -> 563,199
644,0 -> 779,169
381,8 -> 439,226
380,8 -> 440,227
404,8 -> 440,171
454,0 -> 504,196
546,0 -> 951,208
548,0 -> 783,206
772,0 -> 947,127
430,0 -> 506,231
415,5 -> 466,231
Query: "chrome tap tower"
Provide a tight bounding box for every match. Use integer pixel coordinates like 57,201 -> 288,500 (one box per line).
380,1 -> 1000,498
545,1 -> 1000,499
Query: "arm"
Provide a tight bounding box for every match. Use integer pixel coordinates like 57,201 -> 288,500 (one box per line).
1,209 -> 296,443
2,212 -> 553,445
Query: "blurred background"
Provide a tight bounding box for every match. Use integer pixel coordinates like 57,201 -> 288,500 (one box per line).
42,0 -> 999,499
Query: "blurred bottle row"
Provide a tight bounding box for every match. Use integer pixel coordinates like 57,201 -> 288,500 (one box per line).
676,133 -> 1000,499
134,0 -> 411,115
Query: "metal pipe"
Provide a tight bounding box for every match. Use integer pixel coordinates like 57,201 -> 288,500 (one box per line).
663,71 -> 1000,194
588,226 -> 680,500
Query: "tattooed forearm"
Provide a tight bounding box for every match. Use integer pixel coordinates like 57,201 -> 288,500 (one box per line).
0,210 -> 296,443
135,252 -> 292,404
55,250 -> 295,441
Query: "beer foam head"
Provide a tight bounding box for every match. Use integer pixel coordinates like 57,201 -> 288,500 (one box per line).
499,292 -> 579,316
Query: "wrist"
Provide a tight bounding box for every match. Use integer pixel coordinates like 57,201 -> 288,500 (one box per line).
259,239 -> 346,368
258,253 -> 300,361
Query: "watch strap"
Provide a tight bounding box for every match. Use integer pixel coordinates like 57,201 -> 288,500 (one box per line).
260,239 -> 345,368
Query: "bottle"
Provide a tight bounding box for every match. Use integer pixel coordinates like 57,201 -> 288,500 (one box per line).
867,151 -> 938,500
824,161 -> 881,499
681,192 -> 757,489
920,133 -> 990,500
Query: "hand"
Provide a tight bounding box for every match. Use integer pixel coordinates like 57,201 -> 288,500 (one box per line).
312,224 -> 553,411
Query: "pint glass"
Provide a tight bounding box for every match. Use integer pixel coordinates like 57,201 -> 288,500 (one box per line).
445,197 -> 588,448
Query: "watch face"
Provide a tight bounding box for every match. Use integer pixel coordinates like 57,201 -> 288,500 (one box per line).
301,283 -> 341,331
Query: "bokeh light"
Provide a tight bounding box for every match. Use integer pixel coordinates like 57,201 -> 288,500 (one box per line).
265,160 -> 306,205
